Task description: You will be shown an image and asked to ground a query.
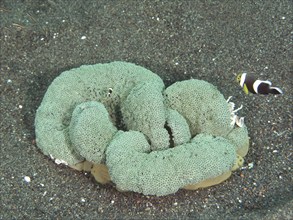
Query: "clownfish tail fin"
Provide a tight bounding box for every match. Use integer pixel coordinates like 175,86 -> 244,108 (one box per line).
269,87 -> 283,94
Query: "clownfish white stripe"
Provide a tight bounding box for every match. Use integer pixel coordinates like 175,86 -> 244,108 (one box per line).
240,73 -> 246,87
253,80 -> 271,94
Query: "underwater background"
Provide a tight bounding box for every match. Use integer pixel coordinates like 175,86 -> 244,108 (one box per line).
0,0 -> 292,219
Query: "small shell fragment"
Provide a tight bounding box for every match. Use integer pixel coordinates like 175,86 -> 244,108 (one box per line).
24,176 -> 31,183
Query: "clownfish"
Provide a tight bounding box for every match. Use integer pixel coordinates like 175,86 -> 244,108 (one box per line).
236,73 -> 283,95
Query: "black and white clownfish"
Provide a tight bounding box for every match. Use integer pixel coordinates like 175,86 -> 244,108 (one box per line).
236,73 -> 283,95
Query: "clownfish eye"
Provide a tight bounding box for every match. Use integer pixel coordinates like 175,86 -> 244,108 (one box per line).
236,74 -> 242,82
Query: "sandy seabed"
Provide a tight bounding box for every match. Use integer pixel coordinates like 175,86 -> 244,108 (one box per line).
0,1 -> 292,219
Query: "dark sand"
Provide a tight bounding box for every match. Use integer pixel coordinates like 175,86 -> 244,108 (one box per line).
0,1 -> 292,219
